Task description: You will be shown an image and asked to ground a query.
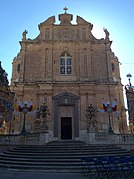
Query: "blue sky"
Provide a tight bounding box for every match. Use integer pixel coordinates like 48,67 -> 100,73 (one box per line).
0,0 -> 134,90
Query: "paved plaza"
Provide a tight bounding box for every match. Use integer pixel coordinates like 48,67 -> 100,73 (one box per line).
0,169 -> 87,179
0,168 -> 133,179
0,170 -> 133,179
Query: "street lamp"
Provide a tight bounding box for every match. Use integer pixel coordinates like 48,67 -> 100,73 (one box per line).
106,102 -> 114,134
102,98 -> 118,134
126,74 -> 134,132
126,73 -> 132,87
18,100 -> 33,135
20,103 -> 29,135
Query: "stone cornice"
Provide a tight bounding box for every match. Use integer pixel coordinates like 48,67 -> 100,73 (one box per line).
11,80 -> 118,87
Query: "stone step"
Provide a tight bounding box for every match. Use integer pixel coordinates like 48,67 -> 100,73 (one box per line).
0,156 -> 81,162
0,140 -> 131,173
0,159 -> 82,166
48,140 -> 85,144
12,145 -> 123,150
7,148 -> 126,154
3,149 -> 129,156
0,151 -> 130,160
6,144 -> 127,153
17,144 -> 121,148
0,163 -> 83,172
0,151 -> 129,160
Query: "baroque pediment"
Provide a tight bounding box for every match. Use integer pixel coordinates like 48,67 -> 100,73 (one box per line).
53,92 -> 79,105
22,11 -> 109,43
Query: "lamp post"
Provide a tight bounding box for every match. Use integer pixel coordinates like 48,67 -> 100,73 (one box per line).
126,73 -> 134,132
126,73 -> 132,88
106,102 -> 114,134
20,103 -> 28,135
102,98 -> 119,134
18,100 -> 33,135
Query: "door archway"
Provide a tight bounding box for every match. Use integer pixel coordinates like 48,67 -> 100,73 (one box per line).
53,92 -> 80,139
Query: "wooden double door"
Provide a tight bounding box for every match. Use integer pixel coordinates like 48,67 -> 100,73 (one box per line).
53,92 -> 80,139
61,117 -> 72,140
59,106 -> 73,140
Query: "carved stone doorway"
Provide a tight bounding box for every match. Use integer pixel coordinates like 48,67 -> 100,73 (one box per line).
53,92 -> 80,140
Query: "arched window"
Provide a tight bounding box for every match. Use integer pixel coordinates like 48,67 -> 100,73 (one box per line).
60,53 -> 72,75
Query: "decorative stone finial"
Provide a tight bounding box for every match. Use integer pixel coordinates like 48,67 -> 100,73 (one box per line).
59,7 -> 72,25
22,30 -> 28,41
103,28 -> 110,41
63,7 -> 68,14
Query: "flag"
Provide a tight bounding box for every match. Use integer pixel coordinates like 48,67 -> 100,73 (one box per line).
98,98 -> 107,112
13,100 -> 18,111
102,98 -> 107,112
115,103 -> 121,116
98,98 -> 120,113
28,100 -> 33,112
116,103 -> 121,112
98,103 -> 105,112
18,100 -> 24,112
13,99 -> 19,115
15,99 -> 34,114
112,98 -> 117,112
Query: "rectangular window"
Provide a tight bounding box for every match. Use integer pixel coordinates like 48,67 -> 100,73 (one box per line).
60,66 -> 65,74
60,53 -> 72,75
67,66 -> 71,74
60,58 -> 65,65
67,58 -> 71,65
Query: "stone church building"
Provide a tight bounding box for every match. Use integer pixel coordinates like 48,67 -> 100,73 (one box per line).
11,9 -> 128,140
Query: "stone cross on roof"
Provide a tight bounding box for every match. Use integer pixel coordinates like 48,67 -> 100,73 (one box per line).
63,7 -> 68,13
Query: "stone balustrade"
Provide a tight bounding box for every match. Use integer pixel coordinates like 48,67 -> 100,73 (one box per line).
0,132 -> 51,146
24,133 -> 40,144
117,134 -> 134,144
0,132 -> 134,147
94,133 -> 134,145
0,134 -> 21,145
81,132 -> 134,147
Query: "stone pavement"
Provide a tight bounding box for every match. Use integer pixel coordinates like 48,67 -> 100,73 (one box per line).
0,169 -> 133,179
0,169 -> 87,179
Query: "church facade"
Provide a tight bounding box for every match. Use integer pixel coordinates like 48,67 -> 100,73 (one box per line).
11,9 -> 128,140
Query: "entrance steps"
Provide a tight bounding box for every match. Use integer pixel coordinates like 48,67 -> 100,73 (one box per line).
0,140 -> 131,173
